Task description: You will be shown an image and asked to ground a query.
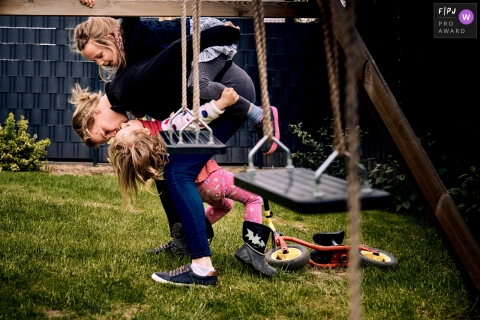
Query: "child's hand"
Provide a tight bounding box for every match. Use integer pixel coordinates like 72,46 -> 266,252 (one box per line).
224,21 -> 240,30
79,0 -> 95,7
215,88 -> 239,110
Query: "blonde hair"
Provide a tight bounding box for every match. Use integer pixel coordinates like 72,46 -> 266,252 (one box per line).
69,83 -> 102,148
108,130 -> 168,205
72,17 -> 126,81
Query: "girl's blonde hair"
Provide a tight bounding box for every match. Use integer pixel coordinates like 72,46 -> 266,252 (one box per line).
108,130 -> 168,205
69,83 -> 102,148
72,17 -> 126,81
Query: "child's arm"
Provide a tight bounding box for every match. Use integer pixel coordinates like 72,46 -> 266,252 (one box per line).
159,87 -> 238,131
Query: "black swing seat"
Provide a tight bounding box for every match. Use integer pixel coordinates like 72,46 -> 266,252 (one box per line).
159,130 -> 226,154
234,167 -> 391,214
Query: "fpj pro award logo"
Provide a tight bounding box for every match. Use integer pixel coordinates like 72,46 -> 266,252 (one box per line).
434,3 -> 476,38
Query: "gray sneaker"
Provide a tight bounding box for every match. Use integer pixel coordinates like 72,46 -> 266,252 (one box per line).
146,223 -> 189,256
145,240 -> 173,254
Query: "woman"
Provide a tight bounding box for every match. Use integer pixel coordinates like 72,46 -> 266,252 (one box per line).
70,19 -> 277,286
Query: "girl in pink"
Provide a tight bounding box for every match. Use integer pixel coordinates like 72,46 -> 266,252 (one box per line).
108,87 -> 263,226
108,88 -> 277,276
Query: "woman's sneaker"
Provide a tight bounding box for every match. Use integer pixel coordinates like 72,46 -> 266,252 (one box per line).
151,264 -> 218,286
253,106 -> 280,155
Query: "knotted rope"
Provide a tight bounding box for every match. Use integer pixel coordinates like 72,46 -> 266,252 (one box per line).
252,0 -> 273,142
318,0 -> 361,319
180,0 -> 201,123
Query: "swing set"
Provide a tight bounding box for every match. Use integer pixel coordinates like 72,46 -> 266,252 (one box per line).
1,0 -> 479,311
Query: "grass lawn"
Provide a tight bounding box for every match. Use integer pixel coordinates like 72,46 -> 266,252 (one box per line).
0,171 -> 479,319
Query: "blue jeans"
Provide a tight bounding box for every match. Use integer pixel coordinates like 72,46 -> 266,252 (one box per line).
164,63 -> 255,259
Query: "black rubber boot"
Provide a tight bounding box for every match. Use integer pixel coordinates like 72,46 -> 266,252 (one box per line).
234,221 -> 277,276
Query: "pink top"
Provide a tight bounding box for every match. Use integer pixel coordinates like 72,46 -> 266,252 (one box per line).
195,159 -> 221,183
140,119 -> 163,135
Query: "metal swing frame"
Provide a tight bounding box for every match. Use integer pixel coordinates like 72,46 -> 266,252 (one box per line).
158,108 -> 226,154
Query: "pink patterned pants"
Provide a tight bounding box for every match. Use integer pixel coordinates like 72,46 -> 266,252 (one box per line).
196,168 -> 263,224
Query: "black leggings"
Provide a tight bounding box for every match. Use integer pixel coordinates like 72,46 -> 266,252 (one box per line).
188,55 -> 253,118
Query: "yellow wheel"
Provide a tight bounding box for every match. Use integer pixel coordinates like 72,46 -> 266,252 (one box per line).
265,244 -> 310,270
359,247 -> 398,267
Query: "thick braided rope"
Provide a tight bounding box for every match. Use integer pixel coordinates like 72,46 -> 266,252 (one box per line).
318,0 -> 345,157
181,0 -> 187,112
343,1 -> 362,319
191,0 -> 201,122
252,0 -> 273,140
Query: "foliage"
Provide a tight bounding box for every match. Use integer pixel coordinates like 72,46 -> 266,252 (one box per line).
367,133 -> 453,215
0,113 -> 50,172
288,119 -> 367,179
367,155 -> 420,213
449,166 -> 480,238
449,166 -> 480,215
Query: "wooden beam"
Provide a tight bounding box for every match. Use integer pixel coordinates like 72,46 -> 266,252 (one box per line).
325,0 -> 480,293
0,0 -> 320,18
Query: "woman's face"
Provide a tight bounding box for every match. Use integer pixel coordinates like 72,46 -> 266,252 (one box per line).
82,39 -> 118,67
114,120 -> 150,144
88,95 -> 128,145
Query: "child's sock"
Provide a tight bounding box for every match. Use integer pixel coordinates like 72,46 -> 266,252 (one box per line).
247,104 -> 264,127
191,262 -> 215,276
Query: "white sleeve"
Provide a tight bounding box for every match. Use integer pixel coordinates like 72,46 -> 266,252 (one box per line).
159,100 -> 224,131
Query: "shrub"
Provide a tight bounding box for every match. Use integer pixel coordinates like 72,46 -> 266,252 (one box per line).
288,119 -> 367,178
367,154 -> 420,213
449,166 -> 480,239
0,113 -> 50,172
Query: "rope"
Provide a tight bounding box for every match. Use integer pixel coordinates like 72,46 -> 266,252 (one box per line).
191,0 -> 201,123
252,0 -> 273,141
319,0 -> 362,319
318,0 -> 345,157
344,0 -> 362,319
181,0 -> 187,112
180,0 -> 200,123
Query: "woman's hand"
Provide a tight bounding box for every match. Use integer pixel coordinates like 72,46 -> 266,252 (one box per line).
79,0 -> 95,8
214,88 -> 239,110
